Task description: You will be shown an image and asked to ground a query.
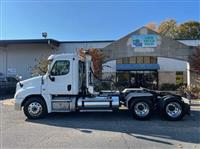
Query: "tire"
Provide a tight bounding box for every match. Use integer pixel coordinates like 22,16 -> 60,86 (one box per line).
23,97 -> 47,119
129,98 -> 153,120
159,97 -> 184,121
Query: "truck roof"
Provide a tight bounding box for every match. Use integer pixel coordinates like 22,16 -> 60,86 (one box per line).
48,53 -> 82,61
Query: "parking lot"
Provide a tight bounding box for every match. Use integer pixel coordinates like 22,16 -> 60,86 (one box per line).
0,98 -> 200,149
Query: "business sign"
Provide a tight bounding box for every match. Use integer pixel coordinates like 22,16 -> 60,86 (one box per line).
7,68 -> 16,75
132,35 -> 157,48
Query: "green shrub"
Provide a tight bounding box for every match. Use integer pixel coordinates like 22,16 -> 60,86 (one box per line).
160,83 -> 181,91
177,85 -> 200,99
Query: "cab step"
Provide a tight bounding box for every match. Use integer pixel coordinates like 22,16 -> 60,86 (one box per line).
79,109 -> 113,112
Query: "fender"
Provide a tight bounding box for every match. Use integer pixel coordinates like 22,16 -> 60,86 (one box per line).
160,95 -> 185,104
125,92 -> 153,108
15,86 -> 51,113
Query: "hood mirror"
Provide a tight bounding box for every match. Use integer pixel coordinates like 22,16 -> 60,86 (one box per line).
16,75 -> 23,81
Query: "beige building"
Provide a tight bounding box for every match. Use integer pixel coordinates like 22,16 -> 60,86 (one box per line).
0,39 -> 111,79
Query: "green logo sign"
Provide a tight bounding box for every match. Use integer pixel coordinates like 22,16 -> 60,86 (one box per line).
132,35 -> 157,48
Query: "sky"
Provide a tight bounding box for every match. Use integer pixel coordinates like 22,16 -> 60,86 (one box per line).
0,0 -> 199,41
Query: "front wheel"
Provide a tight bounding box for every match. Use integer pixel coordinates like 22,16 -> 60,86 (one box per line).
129,99 -> 153,120
23,97 -> 47,119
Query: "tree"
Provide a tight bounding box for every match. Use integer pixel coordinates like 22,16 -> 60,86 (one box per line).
177,21 -> 200,40
146,22 -> 157,31
189,45 -> 200,97
79,48 -> 105,77
190,45 -> 200,73
89,48 -> 104,76
157,19 -> 178,39
190,45 -> 200,94
31,57 -> 49,76
157,19 -> 200,40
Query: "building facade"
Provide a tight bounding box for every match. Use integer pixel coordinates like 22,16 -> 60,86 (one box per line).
0,27 -> 199,90
102,56 -> 189,90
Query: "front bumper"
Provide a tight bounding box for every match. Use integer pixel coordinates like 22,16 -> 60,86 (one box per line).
184,102 -> 191,115
182,97 -> 191,115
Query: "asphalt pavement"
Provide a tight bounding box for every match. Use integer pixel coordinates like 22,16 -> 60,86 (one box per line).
0,99 -> 200,149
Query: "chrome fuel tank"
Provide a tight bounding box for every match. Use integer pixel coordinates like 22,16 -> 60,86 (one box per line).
77,96 -> 119,109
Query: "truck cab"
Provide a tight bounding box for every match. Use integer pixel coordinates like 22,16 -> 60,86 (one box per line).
14,53 -> 190,121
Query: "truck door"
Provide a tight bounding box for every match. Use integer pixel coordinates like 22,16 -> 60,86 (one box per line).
47,59 -> 73,95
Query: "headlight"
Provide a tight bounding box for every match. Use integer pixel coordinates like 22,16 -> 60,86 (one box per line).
182,97 -> 190,105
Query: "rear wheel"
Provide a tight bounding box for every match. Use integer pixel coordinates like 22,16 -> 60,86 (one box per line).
130,99 -> 153,120
160,98 -> 184,121
23,97 -> 47,119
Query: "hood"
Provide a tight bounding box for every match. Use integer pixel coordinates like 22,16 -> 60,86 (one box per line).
16,76 -> 43,91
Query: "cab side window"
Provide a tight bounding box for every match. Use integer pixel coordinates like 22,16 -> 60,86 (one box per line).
51,60 -> 70,76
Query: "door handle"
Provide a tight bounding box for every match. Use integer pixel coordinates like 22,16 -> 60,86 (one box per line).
67,84 -> 71,91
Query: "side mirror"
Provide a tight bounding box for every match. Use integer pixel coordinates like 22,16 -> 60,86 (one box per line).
16,75 -> 23,81
48,74 -> 55,82
18,76 -> 23,80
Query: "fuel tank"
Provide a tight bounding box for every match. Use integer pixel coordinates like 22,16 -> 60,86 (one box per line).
77,96 -> 119,109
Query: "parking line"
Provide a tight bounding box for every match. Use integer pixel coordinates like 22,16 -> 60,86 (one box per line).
2,99 -> 15,106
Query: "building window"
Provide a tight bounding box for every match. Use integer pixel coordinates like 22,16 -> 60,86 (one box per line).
176,71 -> 184,84
116,71 -> 158,90
123,57 -> 129,64
144,56 -> 150,64
116,59 -> 123,64
117,56 -> 157,64
150,57 -> 157,63
116,71 -> 129,87
129,57 -> 136,64
136,57 -> 143,64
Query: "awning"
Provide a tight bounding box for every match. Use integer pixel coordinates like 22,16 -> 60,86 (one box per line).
116,64 -> 160,71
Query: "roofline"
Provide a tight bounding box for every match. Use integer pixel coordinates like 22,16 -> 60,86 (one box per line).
59,40 -> 115,43
0,39 -> 115,45
0,39 -> 60,46
0,38 -> 198,45
177,39 -> 200,41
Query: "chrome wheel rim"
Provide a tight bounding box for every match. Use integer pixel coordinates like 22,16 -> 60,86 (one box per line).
134,102 -> 150,117
166,102 -> 182,118
28,102 -> 42,116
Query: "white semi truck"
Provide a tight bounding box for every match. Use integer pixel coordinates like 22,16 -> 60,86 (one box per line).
14,52 -> 190,120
